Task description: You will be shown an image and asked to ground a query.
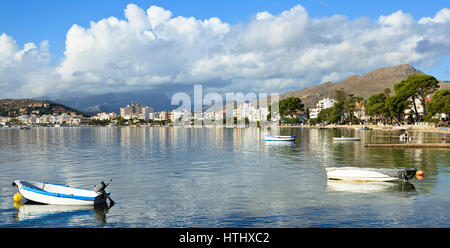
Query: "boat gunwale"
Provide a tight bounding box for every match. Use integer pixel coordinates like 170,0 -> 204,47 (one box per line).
265,135 -> 296,139
20,185 -> 97,201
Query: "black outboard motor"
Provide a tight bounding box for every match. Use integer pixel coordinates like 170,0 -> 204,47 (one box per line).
397,169 -> 417,181
93,179 -> 114,206
93,180 -> 110,193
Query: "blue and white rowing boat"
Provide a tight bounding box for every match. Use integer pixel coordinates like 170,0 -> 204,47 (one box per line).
265,135 -> 296,141
12,180 -> 114,206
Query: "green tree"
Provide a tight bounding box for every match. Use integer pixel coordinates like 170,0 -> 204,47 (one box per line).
366,92 -> 390,123
113,116 -> 126,125
322,88 -> 364,125
88,119 -> 110,126
278,97 -> 304,120
334,88 -> 348,103
425,89 -> 450,120
394,75 -> 440,120
386,95 -> 411,124
331,88 -> 347,124
8,118 -> 23,126
344,94 -> 364,124
383,88 -> 391,97
309,118 -> 318,125
317,107 -> 333,124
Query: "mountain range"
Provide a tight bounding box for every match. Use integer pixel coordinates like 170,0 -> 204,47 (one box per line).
35,91 -> 174,114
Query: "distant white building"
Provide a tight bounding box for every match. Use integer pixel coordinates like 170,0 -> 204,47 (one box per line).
0,116 -> 9,125
232,102 -> 270,123
18,115 -> 30,122
120,104 -> 154,120
141,106 -> 154,120
171,109 -> 190,122
309,98 -> 336,119
59,113 -> 71,124
93,112 -> 117,121
157,111 -> 169,121
319,98 -> 336,109
309,108 -> 321,119
404,97 -> 426,116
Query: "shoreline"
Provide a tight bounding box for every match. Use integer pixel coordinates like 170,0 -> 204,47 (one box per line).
3,123 -> 449,134
279,124 -> 450,134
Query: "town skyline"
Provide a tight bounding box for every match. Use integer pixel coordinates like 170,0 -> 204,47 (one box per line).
1,62 -> 448,128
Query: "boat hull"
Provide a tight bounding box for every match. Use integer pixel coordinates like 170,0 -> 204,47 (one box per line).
332,137 -> 361,141
326,167 -> 417,182
15,180 -> 107,206
265,135 -> 295,141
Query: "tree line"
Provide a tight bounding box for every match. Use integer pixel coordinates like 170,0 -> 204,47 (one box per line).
365,75 -> 447,124
271,74 -> 449,126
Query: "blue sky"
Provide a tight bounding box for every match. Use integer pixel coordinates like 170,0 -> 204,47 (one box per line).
0,0 -> 449,98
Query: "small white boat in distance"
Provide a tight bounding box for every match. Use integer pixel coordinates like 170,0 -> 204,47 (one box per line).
326,167 -> 417,182
393,126 -> 411,130
355,126 -> 372,130
332,136 -> 361,141
265,135 -> 296,141
12,180 -> 114,206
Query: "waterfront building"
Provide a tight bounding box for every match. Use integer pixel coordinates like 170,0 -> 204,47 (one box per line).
171,109 -> 190,122
18,115 -> 30,122
309,98 -> 336,119
141,106 -> 154,121
232,102 -> 269,122
93,112 -> 115,121
354,101 -> 367,122
39,115 -> 51,124
60,113 -> 71,124
157,111 -> 169,121
404,97 -> 431,116
0,116 -> 9,125
215,110 -> 225,121
120,104 -> 154,120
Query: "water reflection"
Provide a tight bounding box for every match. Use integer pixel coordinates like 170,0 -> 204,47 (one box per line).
327,180 -> 416,194
13,201 -> 110,224
264,141 -> 295,146
1,127 -> 449,227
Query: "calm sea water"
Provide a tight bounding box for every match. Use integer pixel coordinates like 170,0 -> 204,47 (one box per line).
0,126 -> 448,228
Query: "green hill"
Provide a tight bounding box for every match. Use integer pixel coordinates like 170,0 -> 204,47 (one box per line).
0,99 -> 89,117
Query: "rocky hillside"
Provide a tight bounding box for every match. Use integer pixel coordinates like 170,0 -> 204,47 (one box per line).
0,99 -> 88,117
271,64 -> 449,108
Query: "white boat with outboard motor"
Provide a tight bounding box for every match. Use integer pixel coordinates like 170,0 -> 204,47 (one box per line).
12,180 -> 114,206
265,135 -> 296,141
332,136 -> 361,141
326,167 -> 419,182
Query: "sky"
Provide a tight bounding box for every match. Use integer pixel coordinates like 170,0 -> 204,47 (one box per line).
1,0 -> 449,99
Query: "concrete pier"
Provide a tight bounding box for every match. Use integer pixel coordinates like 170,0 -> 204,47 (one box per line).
365,143 -> 450,148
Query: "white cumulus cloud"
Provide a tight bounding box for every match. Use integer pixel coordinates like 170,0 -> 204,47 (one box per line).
1,4 -> 450,99
0,33 -> 52,98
